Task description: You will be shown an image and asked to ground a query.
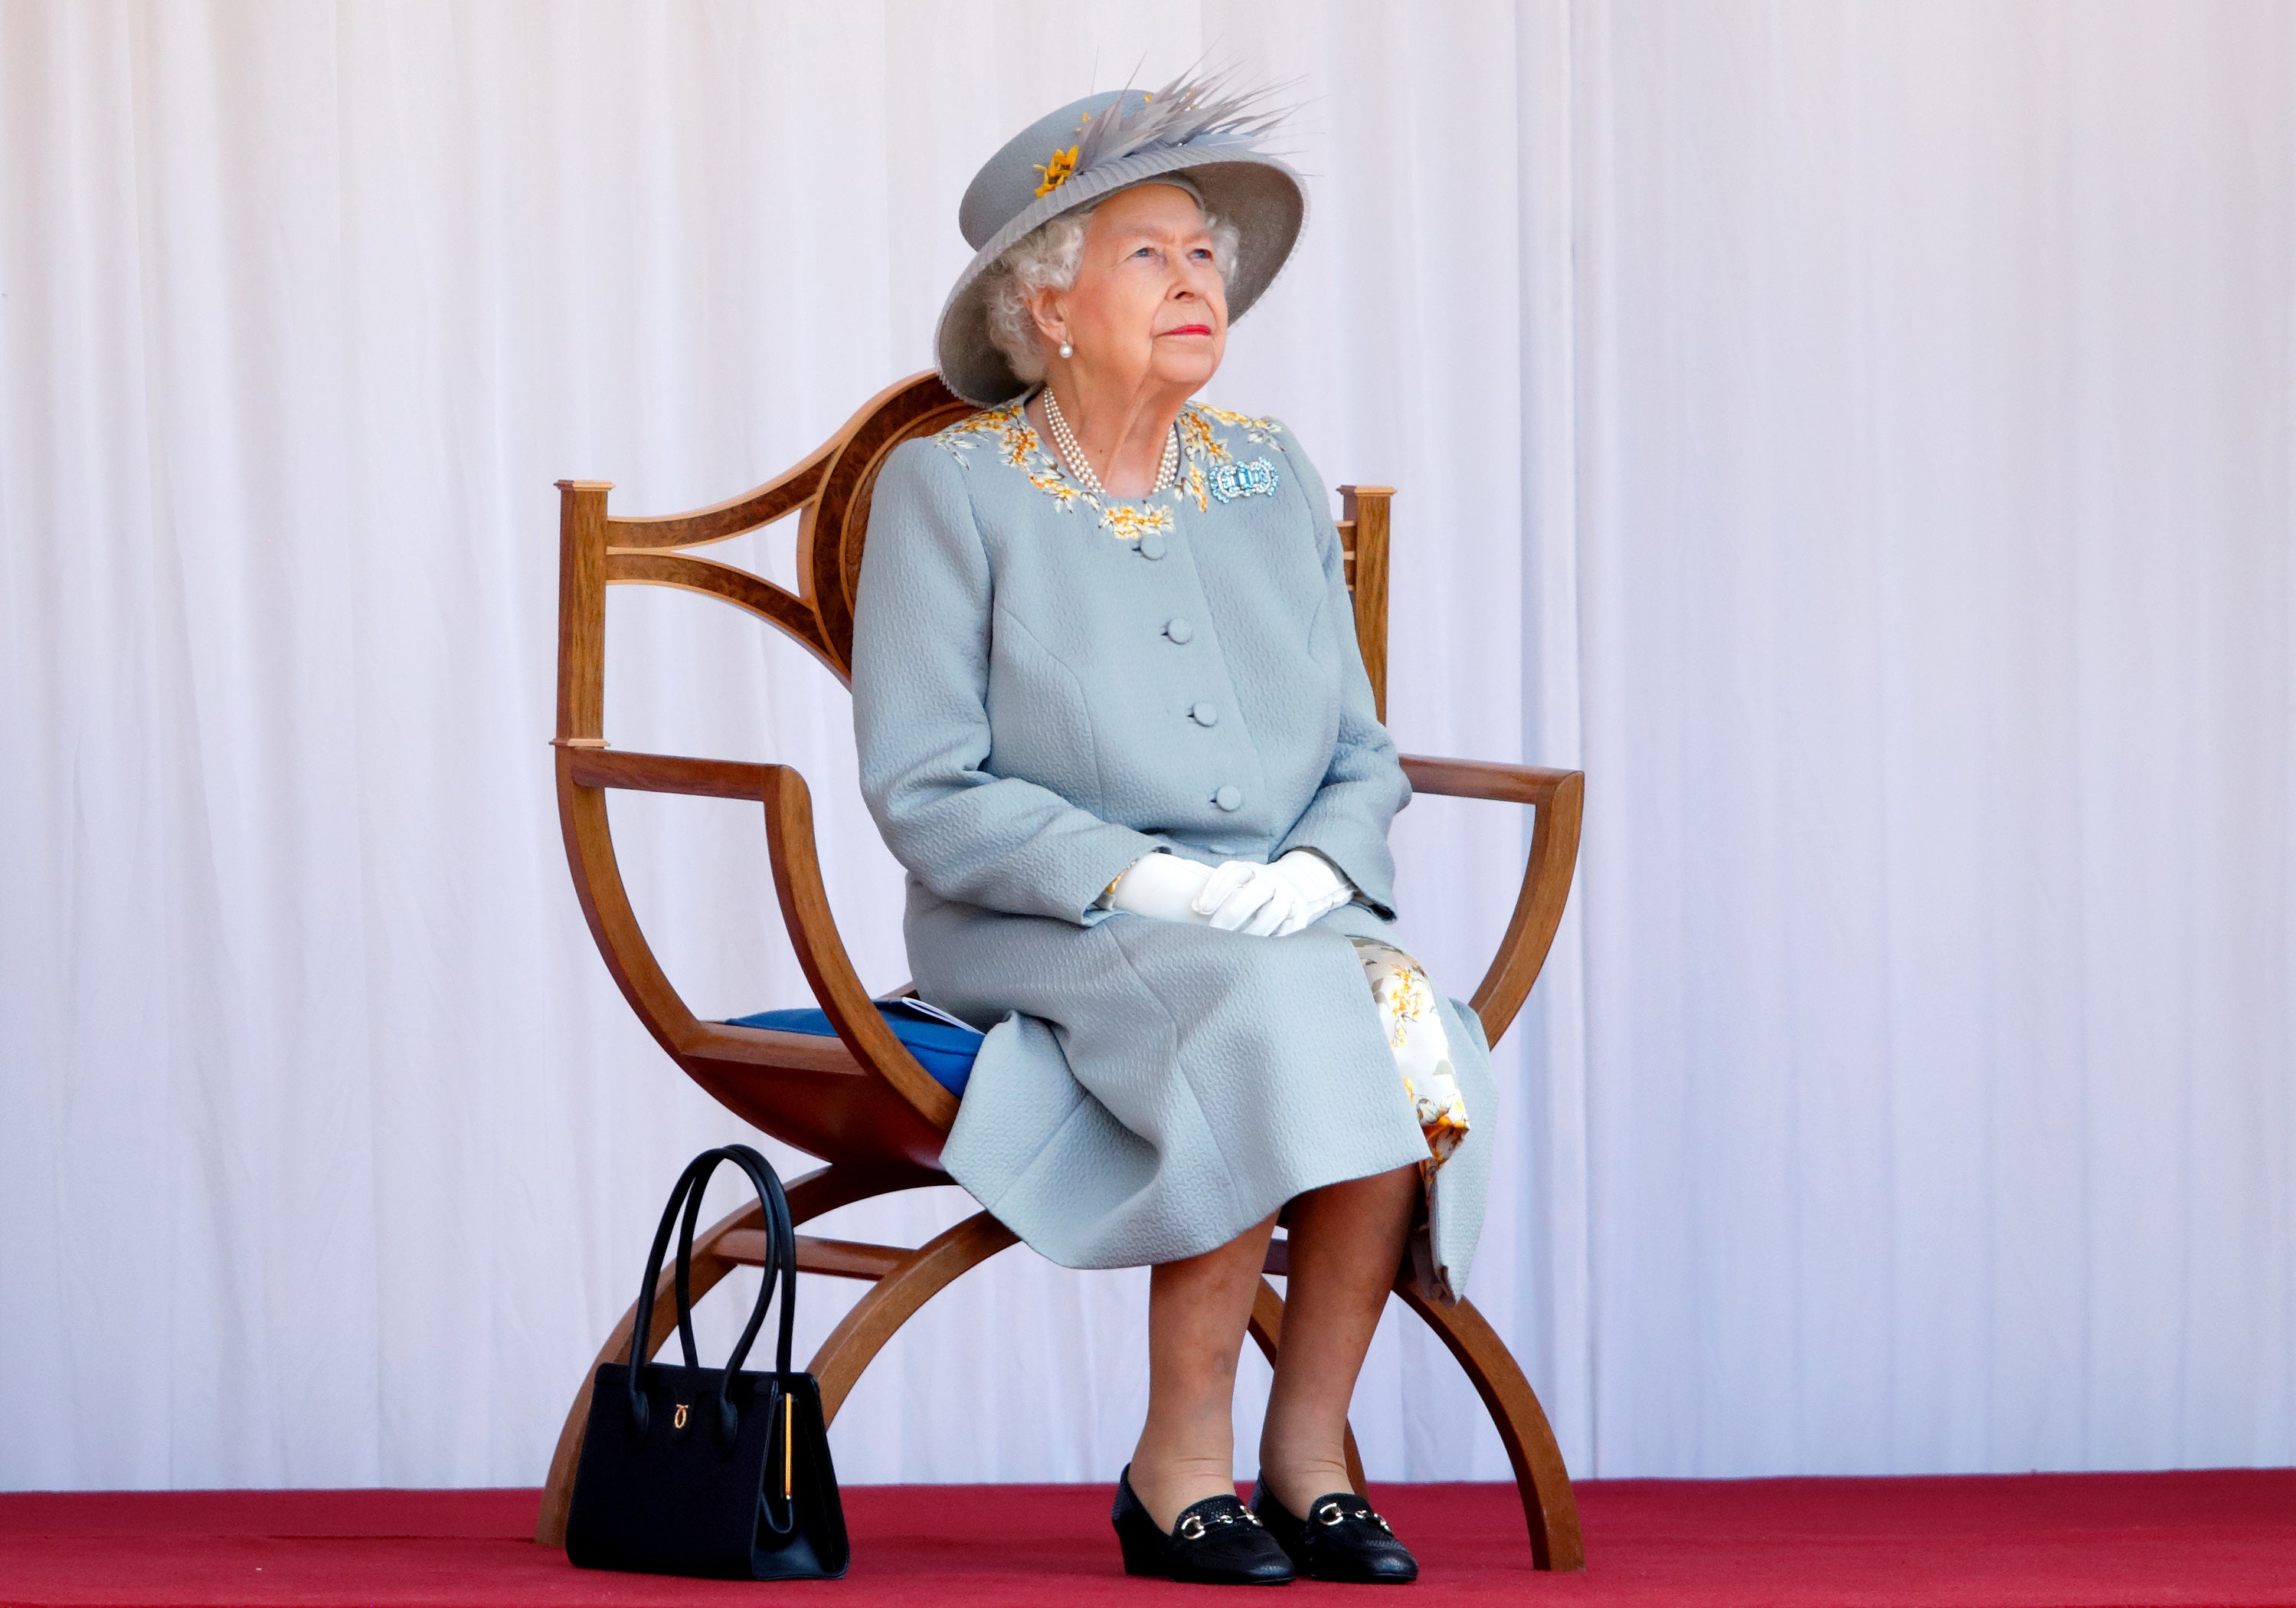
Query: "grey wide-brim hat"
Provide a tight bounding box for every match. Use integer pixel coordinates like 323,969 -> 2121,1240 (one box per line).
935,80 -> 1306,407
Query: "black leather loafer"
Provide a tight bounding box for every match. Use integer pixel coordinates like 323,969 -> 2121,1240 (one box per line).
1250,1479 -> 1419,1583
1113,1466 -> 1295,1584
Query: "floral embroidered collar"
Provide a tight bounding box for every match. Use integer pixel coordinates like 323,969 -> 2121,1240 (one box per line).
934,398 -> 1284,543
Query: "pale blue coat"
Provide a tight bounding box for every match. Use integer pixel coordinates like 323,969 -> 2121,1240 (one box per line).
850,400 -> 1493,1295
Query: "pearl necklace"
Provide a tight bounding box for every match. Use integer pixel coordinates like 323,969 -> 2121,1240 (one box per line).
1040,386 -> 1180,499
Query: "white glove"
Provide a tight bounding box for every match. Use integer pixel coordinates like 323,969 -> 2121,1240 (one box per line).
1191,860 -> 1300,935
1192,851 -> 1357,937
1105,849 -> 1356,938
1100,850 -> 1214,922
1271,848 -> 1356,932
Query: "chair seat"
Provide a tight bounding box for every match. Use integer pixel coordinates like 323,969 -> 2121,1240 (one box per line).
725,1000 -> 982,1095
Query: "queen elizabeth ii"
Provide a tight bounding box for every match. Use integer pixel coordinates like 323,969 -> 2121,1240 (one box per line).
851,73 -> 1496,1587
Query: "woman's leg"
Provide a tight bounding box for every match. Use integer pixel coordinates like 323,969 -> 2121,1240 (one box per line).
1258,1163 -> 1421,1513
1129,1210 -> 1280,1530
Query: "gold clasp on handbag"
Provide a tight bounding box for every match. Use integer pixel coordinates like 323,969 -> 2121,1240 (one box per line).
672,1403 -> 689,1430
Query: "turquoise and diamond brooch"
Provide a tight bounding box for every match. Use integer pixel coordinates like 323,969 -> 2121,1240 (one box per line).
1208,457 -> 1280,504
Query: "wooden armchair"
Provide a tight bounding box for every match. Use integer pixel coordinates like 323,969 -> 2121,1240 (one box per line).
535,372 -> 1588,1570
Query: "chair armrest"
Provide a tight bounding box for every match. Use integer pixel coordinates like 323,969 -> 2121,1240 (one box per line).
1397,754 -> 1585,1047
561,747 -> 960,1133
564,746 -> 778,801
1400,754 -> 1581,807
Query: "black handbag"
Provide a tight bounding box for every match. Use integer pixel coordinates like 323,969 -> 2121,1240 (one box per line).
566,1144 -> 849,1579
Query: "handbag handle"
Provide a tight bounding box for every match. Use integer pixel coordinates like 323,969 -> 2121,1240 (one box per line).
675,1145 -> 797,1386
688,1146 -> 802,1541
623,1145 -> 797,1441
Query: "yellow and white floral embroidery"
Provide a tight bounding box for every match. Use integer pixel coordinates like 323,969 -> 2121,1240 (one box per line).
1191,402 -> 1284,449
937,402 -> 1081,508
1101,503 -> 1176,543
934,400 -> 1284,540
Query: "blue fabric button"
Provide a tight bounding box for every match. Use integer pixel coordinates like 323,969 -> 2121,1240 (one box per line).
1191,701 -> 1219,727
1165,617 -> 1194,644
1138,533 -> 1167,560
1214,785 -> 1244,812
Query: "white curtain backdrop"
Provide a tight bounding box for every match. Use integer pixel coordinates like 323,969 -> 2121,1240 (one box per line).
2,1 -> 2288,1492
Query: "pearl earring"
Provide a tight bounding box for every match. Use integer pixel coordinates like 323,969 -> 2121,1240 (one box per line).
1058,339 -> 1074,359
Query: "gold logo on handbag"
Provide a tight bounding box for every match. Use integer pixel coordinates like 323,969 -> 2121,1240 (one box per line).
672,1403 -> 688,1430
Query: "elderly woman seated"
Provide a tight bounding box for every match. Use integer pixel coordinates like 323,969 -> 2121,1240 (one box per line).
852,74 -> 1495,1587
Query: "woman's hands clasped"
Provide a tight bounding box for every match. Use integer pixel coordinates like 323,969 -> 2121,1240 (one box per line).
1192,853 -> 1353,936
1101,849 -> 1355,937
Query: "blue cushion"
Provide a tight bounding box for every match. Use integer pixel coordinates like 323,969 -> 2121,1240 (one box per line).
724,1000 -> 983,1096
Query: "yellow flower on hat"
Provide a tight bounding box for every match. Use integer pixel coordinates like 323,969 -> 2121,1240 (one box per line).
1033,144 -> 1079,197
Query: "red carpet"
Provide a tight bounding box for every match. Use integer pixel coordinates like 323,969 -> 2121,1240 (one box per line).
2,1472 -> 2291,1606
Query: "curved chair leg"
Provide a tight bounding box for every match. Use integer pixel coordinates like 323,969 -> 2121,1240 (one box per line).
1390,1276 -> 1585,1570
535,1161 -> 934,1547
809,1210 -> 1019,1420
